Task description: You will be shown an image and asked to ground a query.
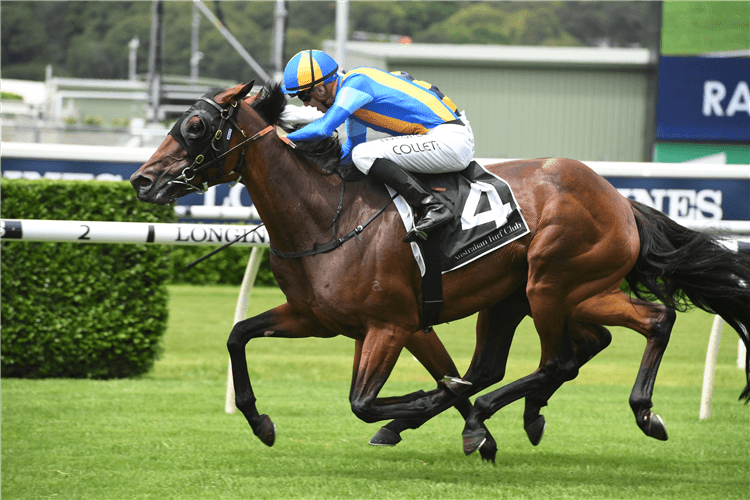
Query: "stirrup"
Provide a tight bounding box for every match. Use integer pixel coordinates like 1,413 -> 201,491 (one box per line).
403,205 -> 452,243
404,227 -> 429,243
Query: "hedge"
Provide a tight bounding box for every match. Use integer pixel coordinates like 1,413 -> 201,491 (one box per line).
167,244 -> 276,287
1,179 -> 174,378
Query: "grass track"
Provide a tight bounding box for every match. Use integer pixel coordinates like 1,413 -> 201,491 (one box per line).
3,285 -> 748,499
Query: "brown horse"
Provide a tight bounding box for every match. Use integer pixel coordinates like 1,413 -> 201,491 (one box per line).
131,82 -> 750,460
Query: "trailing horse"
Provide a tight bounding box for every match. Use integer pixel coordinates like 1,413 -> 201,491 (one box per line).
131,82 -> 750,461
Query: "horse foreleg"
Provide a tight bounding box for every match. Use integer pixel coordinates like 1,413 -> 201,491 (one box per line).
227,302 -> 335,447
573,289 -> 676,441
370,328 -> 459,446
522,320 -> 612,446
348,321 -> 469,425
364,289 -> 530,462
370,327 -> 501,463
445,289 -> 530,461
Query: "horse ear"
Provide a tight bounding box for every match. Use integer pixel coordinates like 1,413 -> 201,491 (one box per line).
217,80 -> 256,106
235,80 -> 255,101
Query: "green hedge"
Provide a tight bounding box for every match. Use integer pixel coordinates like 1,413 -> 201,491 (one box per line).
167,244 -> 276,287
1,179 -> 174,378
1,179 -> 278,377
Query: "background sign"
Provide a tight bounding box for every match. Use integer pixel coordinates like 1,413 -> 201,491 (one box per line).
1,156 -> 253,213
657,56 -> 750,142
608,177 -> 749,222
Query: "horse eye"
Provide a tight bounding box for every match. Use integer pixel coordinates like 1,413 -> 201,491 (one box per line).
187,121 -> 204,137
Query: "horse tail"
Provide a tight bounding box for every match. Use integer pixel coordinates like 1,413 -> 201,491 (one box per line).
625,200 -> 750,402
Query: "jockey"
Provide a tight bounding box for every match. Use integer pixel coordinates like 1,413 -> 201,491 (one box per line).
281,49 -> 475,243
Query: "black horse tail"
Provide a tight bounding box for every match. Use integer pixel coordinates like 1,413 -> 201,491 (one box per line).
625,200 -> 750,402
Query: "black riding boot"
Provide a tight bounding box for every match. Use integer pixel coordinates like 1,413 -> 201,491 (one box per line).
369,158 -> 453,243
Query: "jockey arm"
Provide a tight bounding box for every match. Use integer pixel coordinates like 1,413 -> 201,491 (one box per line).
286,82 -> 374,164
341,119 -> 367,165
285,104 -> 349,143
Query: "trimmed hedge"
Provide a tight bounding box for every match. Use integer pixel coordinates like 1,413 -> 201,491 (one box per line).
168,244 -> 276,287
1,180 -> 174,378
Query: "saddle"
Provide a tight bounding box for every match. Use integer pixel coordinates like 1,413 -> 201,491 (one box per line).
392,161 -> 529,274
389,161 -> 530,329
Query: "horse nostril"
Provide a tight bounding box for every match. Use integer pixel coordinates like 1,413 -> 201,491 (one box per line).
130,173 -> 152,192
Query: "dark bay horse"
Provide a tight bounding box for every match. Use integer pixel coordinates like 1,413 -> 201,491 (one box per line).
131,82 -> 750,460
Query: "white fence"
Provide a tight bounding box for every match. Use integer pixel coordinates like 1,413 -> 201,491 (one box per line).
0,219 -> 268,246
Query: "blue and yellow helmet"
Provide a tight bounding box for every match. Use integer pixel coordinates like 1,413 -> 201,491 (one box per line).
281,50 -> 339,95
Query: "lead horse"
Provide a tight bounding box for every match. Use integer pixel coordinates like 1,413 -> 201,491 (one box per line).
131,82 -> 750,460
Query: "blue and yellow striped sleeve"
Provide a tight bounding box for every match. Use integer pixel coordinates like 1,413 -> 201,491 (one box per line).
341,119 -> 367,165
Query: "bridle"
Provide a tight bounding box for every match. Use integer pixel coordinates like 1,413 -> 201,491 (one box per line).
168,91 -> 279,195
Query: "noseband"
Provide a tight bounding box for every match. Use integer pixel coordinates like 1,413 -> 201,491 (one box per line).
168,92 -> 276,194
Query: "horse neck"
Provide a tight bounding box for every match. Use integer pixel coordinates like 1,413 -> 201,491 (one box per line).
238,119 -> 342,253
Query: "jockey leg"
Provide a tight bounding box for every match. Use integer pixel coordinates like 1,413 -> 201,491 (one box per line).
352,122 -> 473,242
368,157 -> 453,242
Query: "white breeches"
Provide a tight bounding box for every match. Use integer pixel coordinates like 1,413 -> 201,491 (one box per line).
351,112 -> 475,175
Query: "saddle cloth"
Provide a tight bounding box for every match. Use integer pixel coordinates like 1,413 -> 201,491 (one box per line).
389,161 -> 530,275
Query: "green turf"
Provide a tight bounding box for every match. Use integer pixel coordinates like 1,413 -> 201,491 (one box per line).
2,285 -> 748,499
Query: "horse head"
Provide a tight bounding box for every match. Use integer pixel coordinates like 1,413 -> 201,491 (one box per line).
130,81 -> 258,205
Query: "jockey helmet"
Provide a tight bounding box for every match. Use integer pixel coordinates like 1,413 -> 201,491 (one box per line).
281,50 -> 339,95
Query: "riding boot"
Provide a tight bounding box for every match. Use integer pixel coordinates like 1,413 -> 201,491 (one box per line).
368,158 -> 453,243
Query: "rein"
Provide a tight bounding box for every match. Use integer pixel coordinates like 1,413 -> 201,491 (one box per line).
186,222 -> 267,269
269,184 -> 396,259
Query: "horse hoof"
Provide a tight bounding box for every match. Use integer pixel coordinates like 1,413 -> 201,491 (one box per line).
478,433 -> 497,464
462,429 -> 487,456
254,414 -> 276,447
369,427 -> 402,446
645,412 -> 668,441
525,415 -> 546,446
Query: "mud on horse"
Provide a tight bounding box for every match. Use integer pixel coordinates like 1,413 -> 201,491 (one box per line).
131,82 -> 750,461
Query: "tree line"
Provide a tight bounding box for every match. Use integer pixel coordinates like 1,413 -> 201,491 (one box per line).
2,1 -> 657,82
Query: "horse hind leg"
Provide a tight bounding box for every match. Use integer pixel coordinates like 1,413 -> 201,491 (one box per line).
523,320 -> 613,446
463,313 -> 580,456
573,290 -> 676,441
629,302 -> 675,441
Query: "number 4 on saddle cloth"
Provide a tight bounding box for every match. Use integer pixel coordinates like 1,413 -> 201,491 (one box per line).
387,161 -> 531,330
390,161 -> 530,275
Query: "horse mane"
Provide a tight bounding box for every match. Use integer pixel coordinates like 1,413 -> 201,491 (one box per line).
250,83 -> 347,176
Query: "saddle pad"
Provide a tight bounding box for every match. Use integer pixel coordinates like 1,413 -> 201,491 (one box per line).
390,161 -> 530,275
